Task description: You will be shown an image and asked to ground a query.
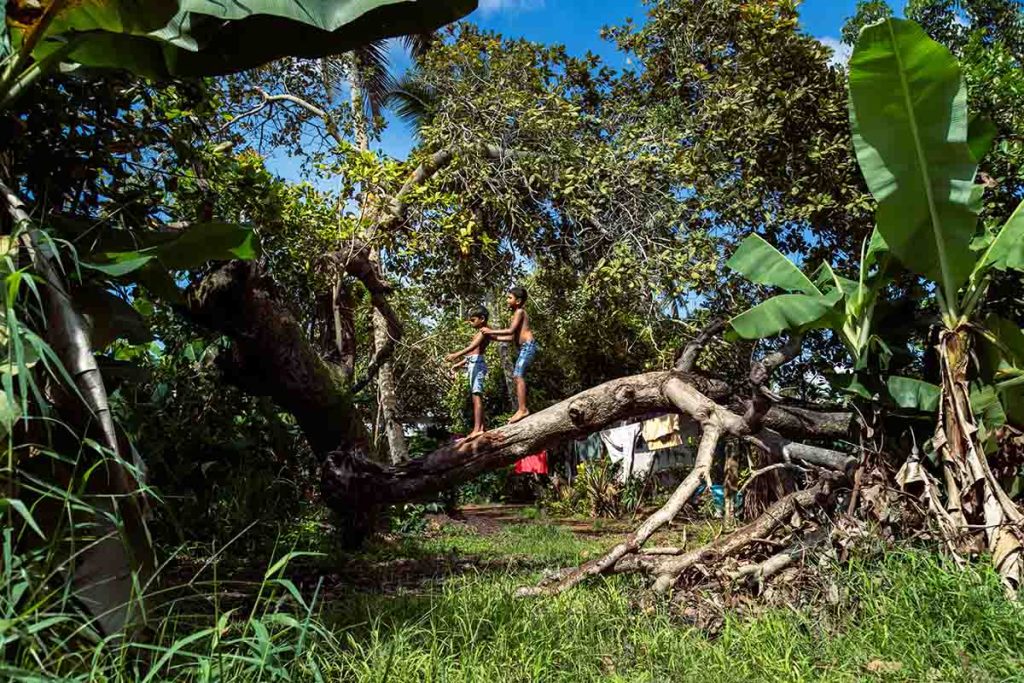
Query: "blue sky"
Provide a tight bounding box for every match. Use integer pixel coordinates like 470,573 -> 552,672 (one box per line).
269,0 -> 863,182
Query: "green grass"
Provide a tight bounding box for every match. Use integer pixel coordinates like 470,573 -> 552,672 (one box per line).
8,520 -> 1024,681
317,523 -> 1024,683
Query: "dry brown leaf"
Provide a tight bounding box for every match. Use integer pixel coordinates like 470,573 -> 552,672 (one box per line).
865,659 -> 903,674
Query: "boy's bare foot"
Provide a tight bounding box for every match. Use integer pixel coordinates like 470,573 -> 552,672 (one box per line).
507,410 -> 530,424
463,429 -> 486,440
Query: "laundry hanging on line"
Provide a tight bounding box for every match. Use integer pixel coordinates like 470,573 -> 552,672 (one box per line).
642,413 -> 684,451
514,451 -> 548,475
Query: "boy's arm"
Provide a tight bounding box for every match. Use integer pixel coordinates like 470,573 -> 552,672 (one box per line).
480,326 -> 515,342
445,332 -> 485,361
482,310 -> 524,337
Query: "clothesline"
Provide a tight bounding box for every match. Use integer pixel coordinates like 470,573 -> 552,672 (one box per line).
571,411 -> 697,483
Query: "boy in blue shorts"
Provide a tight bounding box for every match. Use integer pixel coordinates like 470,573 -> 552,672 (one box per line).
446,306 -> 491,439
484,286 -> 536,424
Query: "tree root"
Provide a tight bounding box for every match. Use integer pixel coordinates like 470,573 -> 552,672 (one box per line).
518,476 -> 835,597
651,481 -> 830,593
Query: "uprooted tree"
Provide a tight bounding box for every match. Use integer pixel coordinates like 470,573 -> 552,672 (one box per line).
9,2 -> 1024,656
190,17 -> 1024,597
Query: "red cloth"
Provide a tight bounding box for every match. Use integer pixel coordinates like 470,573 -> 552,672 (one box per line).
514,451 -> 548,475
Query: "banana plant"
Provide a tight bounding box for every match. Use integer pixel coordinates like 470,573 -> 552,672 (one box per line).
725,228 -> 938,410
851,18 -> 1024,592
730,18 -> 1024,592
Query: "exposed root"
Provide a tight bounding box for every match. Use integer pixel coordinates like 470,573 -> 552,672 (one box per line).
515,425 -> 723,597
651,480 -> 830,593
723,529 -> 828,591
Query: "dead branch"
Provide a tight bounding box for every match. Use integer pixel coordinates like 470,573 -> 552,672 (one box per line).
651,481 -> 830,592
744,334 -> 802,432
516,424 -> 724,597
724,529 -> 828,589
738,463 -> 807,496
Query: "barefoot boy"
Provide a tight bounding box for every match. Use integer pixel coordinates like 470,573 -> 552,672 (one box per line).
484,286 -> 536,424
445,306 -> 491,439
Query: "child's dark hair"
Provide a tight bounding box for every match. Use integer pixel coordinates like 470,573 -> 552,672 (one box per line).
509,286 -> 528,303
468,306 -> 489,322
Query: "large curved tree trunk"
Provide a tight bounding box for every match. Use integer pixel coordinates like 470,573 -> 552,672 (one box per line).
186,260 -> 363,456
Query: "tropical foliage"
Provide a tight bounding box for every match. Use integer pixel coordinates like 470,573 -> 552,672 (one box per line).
6,0 -> 1024,679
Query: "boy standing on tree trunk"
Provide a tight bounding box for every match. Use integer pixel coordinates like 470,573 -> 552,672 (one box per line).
484,286 -> 536,424
446,306 -> 491,440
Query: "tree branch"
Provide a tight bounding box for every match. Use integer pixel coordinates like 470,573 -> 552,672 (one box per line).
744,334 -> 803,432
675,319 -> 727,372
216,88 -> 343,144
321,370 -> 854,515
380,143 -> 532,229
321,242 -> 403,394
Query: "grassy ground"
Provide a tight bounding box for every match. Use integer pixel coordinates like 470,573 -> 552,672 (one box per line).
17,509 -> 1023,681
309,513 -> 1024,682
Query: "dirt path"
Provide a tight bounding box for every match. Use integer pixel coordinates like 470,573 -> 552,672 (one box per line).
455,503 -> 689,537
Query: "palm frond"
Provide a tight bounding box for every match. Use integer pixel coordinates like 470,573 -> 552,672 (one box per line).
353,41 -> 398,119
401,33 -> 437,60
383,68 -> 438,135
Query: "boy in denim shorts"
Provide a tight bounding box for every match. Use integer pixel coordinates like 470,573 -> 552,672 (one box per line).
484,286 -> 536,424
446,306 -> 491,439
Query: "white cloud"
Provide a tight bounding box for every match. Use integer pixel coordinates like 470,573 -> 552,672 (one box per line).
817,36 -> 852,68
478,0 -> 545,15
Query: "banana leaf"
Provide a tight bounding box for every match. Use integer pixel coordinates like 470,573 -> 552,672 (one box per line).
849,18 -> 983,305
14,0 -> 478,78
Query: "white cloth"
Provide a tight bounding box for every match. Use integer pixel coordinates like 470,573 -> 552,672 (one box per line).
600,423 -> 643,482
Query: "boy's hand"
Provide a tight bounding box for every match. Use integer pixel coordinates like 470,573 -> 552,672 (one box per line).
444,352 -> 458,362
480,327 -> 493,336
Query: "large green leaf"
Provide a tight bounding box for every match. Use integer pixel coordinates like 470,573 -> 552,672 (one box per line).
155,222 -> 257,269
886,375 -> 940,412
1001,385 -> 1024,428
22,0 -> 478,78
727,234 -> 819,294
84,222 -> 257,276
728,289 -> 842,340
973,199 -> 1024,275
828,372 -> 875,400
968,114 -> 998,164
985,314 -> 1024,367
849,19 -> 983,304
72,286 -> 153,349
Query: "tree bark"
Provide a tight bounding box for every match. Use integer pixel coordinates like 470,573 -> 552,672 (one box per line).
333,278 -> 357,381
347,57 -> 409,465
186,260 -> 361,456
373,304 -> 408,464
320,371 -> 854,516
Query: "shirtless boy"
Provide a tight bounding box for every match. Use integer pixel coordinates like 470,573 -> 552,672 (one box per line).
483,286 -> 536,424
445,306 -> 491,439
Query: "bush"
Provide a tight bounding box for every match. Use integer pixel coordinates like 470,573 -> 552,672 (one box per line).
541,457 -> 658,518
